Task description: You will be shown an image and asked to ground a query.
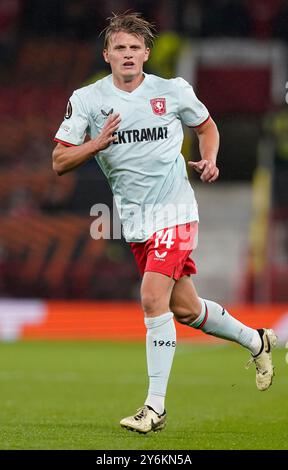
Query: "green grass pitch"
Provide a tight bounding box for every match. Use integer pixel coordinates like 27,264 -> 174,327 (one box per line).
0,340 -> 287,450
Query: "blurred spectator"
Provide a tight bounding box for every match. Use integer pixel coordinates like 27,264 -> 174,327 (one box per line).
0,244 -> 8,294
8,187 -> 39,217
21,0 -> 65,36
148,31 -> 182,78
201,0 -> 251,38
247,0 -> 281,39
62,0 -> 104,40
175,0 -> 202,37
264,107 -> 288,208
273,0 -> 288,43
90,242 -> 139,299
0,0 -> 22,67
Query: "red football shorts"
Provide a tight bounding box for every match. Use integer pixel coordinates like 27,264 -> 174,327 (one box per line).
130,222 -> 198,280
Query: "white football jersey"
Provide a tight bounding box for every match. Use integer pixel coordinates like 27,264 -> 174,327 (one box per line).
55,73 -> 210,242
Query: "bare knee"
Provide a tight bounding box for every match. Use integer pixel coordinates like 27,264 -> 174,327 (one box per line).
140,272 -> 175,317
141,292 -> 168,316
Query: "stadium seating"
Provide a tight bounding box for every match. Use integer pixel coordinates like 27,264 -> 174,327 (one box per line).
1,25 -> 287,301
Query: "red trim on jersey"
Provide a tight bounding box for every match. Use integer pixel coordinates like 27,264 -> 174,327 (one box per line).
197,302 -> 208,329
54,138 -> 77,147
189,115 -> 210,129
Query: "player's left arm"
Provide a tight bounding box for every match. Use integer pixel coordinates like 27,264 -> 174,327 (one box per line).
188,117 -> 220,183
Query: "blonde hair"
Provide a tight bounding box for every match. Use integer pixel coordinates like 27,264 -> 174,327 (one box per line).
101,12 -> 157,49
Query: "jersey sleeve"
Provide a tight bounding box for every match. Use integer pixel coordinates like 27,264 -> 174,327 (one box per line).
54,91 -> 89,146
176,77 -> 210,127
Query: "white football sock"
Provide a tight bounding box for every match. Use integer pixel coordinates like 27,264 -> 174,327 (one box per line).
144,312 -> 176,415
144,394 -> 165,415
190,298 -> 262,355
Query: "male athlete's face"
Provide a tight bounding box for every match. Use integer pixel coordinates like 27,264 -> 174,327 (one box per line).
103,31 -> 150,84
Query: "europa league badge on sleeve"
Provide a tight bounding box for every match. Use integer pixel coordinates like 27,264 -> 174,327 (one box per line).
65,100 -> 72,119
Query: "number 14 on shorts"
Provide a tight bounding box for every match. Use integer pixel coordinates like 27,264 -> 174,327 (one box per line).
154,228 -> 175,249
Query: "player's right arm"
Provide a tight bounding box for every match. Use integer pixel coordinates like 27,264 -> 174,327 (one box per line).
52,113 -> 121,176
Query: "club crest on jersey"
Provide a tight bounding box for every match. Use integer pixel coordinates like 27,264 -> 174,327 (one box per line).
101,108 -> 113,118
150,98 -> 166,116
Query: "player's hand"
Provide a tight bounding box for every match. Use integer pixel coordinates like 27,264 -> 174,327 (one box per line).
94,113 -> 121,150
188,159 -> 219,183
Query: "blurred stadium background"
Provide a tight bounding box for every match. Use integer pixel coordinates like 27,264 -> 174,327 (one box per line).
0,0 -> 287,341
0,0 -> 288,450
